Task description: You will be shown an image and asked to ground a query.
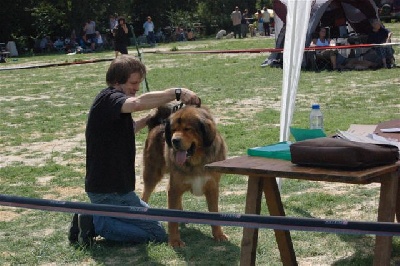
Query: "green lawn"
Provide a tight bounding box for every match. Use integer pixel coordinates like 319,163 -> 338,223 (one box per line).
1,22 -> 400,265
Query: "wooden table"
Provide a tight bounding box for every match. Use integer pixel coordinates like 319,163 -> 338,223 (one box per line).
205,156 -> 400,266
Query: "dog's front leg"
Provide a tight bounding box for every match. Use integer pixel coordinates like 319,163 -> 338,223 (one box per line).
204,175 -> 229,242
167,187 -> 185,247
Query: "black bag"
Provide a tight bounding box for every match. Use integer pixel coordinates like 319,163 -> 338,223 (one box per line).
290,137 -> 399,169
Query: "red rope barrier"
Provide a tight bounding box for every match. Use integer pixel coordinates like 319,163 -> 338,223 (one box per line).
0,58 -> 114,71
149,42 -> 400,54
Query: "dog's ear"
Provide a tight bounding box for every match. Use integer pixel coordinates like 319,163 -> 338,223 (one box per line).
164,119 -> 173,147
199,118 -> 217,147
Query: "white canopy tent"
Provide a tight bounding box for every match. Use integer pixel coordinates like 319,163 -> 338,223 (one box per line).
277,0 -> 313,187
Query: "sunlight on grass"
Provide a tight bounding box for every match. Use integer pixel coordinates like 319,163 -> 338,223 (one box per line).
1,29 -> 400,265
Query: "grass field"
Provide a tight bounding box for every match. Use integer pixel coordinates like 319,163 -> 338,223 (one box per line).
1,22 -> 400,265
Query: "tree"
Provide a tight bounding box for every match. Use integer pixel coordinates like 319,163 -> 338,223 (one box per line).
31,2 -> 67,38
0,0 -> 261,52
0,0 -> 35,47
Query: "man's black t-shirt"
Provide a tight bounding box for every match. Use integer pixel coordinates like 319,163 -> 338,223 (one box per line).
85,87 -> 136,193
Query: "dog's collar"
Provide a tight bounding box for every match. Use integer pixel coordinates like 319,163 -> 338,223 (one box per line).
172,102 -> 184,113
171,98 -> 202,113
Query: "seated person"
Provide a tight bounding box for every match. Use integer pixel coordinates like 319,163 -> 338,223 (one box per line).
367,19 -> 394,68
40,36 -> 53,53
155,29 -> 165,43
95,31 -> 104,50
177,27 -> 186,41
310,27 -> 338,70
187,29 -> 195,41
53,37 -> 65,51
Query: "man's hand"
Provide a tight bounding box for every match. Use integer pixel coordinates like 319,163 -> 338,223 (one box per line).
181,88 -> 201,106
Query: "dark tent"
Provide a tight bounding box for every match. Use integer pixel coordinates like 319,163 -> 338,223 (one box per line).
263,0 -> 380,68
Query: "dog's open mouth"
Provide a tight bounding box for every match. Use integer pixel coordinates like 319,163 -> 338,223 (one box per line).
175,143 -> 196,165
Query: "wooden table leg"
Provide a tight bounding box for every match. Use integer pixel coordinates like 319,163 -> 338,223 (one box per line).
240,175 -> 263,266
263,177 -> 297,266
373,171 -> 398,266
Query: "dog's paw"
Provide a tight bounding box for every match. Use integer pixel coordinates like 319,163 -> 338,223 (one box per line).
169,238 -> 186,248
214,233 -> 229,242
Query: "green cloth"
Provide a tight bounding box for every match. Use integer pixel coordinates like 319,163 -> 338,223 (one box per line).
290,127 -> 326,141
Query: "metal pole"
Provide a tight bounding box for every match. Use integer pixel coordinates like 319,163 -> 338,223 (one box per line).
130,25 -> 150,92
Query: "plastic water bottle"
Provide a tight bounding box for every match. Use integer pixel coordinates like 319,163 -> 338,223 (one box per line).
310,104 -> 324,129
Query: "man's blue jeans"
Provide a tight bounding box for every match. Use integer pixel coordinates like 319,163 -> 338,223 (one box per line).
87,191 -> 167,243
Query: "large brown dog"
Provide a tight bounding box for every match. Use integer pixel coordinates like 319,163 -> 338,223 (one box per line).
142,104 -> 228,247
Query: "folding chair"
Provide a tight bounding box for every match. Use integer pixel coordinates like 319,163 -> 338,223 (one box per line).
311,51 -> 332,72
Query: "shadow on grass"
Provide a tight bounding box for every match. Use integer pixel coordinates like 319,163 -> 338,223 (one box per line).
331,234 -> 374,265
174,224 -> 241,264
332,234 -> 400,265
286,206 -> 314,218
71,239 -> 166,265
70,224 -> 240,265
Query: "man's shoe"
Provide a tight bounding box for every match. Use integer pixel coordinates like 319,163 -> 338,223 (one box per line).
260,61 -> 269,67
68,213 -> 79,243
78,214 -> 95,247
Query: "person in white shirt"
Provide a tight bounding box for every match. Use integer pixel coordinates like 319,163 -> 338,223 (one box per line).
231,6 -> 242,39
109,15 -> 118,32
84,19 -> 96,51
262,7 -> 271,36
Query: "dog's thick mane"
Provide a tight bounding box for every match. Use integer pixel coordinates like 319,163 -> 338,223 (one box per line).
147,104 -> 211,131
146,104 -> 224,168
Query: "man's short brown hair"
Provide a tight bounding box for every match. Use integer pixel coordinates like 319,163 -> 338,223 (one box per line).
106,55 -> 146,86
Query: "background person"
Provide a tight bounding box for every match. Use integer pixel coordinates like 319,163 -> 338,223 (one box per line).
367,19 -> 394,68
310,27 -> 338,70
39,35 -> 53,53
241,9 -> 249,38
113,17 -> 129,57
143,16 -> 156,46
95,31 -> 104,50
187,29 -> 195,41
108,14 -> 118,48
231,6 -> 242,39
84,19 -> 96,51
256,9 -> 263,34
109,14 -> 118,32
68,55 -> 201,246
262,7 -> 271,36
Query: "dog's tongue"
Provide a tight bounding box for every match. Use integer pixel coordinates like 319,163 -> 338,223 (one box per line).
175,151 -> 187,165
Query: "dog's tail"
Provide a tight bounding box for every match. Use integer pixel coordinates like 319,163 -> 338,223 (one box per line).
146,104 -> 174,131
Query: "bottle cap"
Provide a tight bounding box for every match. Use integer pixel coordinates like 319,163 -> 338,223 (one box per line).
311,104 -> 320,110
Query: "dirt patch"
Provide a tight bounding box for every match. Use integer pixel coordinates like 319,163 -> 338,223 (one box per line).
41,186 -> 84,200
0,209 -> 20,222
1,99 -> 247,193
1,133 -> 86,168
